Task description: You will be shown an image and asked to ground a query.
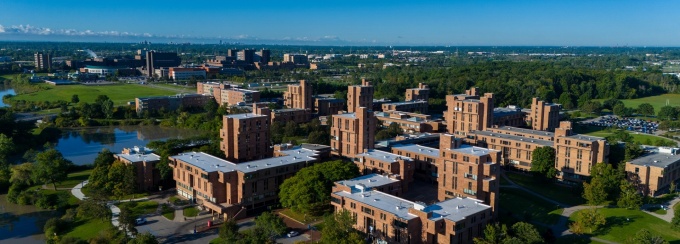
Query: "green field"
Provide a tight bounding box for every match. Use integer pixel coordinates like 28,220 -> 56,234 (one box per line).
55,169 -> 92,188
183,206 -> 200,217
10,83 -> 178,106
499,187 -> 564,225
581,128 -> 678,146
118,200 -> 159,217
569,208 -> 680,243
613,93 -> 680,112
64,218 -> 114,240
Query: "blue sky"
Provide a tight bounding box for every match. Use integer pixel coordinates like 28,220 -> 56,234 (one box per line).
1,0 -> 679,46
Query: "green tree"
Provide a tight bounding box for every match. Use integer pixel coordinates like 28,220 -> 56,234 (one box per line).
107,161 -> 136,199
637,103 -> 655,117
88,149 -> 115,192
255,212 -> 287,241
580,100 -> 602,114
583,163 -> 623,204
0,134 -> 15,160
33,149 -> 71,190
118,205 -> 138,235
583,180 -> 608,205
474,223 -> 508,244
617,180 -> 642,209
530,146 -> 557,179
321,210 -> 363,244
613,103 -> 633,117
10,163 -> 34,186
102,99 -> 114,119
279,160 -> 359,214
218,219 -> 241,243
658,106 -> 679,120
575,208 -> 606,233
307,130 -> 330,145
71,94 -> 80,104
284,121 -> 298,137
629,229 -> 668,244
671,206 -> 680,230
128,232 -> 159,244
510,222 -> 543,244
558,93 -> 575,110
238,227 -> 270,244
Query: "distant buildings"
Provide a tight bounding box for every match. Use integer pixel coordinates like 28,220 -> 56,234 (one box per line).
315,97 -> 345,116
374,111 -> 444,133
283,80 -> 313,110
196,82 -> 260,106
169,67 -> 206,81
145,51 -> 181,77
405,83 -> 429,101
34,52 -> 52,71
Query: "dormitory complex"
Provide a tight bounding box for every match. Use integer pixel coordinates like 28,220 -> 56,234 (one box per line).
127,78 -> 678,243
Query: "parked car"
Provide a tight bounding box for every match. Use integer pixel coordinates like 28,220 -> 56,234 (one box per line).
287,231 -> 299,238
135,217 -> 147,225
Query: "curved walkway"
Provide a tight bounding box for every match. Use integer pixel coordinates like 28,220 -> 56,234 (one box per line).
71,180 -> 149,234
641,197 -> 680,222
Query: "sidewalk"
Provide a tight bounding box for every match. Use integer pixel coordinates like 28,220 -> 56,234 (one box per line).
641,196 -> 680,222
71,180 -> 151,232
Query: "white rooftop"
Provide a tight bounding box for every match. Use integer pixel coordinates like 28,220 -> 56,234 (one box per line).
224,113 -> 268,119
425,197 -> 491,222
170,147 -> 318,174
116,152 -> 161,163
446,144 -> 499,157
336,174 -> 400,189
333,189 -> 418,220
495,126 -> 555,137
473,130 -> 554,147
357,149 -> 412,163
391,144 -> 439,158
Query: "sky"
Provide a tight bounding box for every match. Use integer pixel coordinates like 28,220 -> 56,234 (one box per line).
1,0 -> 679,46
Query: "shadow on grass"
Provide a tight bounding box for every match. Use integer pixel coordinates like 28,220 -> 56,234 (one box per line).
556,234 -> 593,244
592,215 -> 639,236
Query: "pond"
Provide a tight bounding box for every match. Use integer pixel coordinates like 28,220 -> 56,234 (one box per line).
0,88 -> 16,107
56,125 -> 202,165
0,194 -> 61,244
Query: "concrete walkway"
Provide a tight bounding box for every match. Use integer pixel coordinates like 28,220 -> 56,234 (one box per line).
71,180 -> 150,232
641,196 -> 680,222
71,180 -> 88,200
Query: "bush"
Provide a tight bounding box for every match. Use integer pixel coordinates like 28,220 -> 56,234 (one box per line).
44,217 -> 68,238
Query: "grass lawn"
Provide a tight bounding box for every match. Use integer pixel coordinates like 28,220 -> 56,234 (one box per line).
64,218 -> 114,240
55,169 -> 92,188
499,175 -> 511,186
162,204 -> 175,220
569,208 -> 680,243
183,206 -> 200,217
209,237 -> 224,244
118,200 -> 158,217
10,83 -> 178,106
505,172 -> 585,206
280,208 -> 322,224
499,188 -> 564,225
615,93 -> 680,112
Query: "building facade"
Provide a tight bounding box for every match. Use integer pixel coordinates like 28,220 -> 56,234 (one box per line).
381,100 -> 429,114
375,111 -> 444,134
553,121 -> 609,182
135,94 -> 213,114
444,88 -> 494,136
220,108 -> 272,162
114,147 -> 161,192
391,144 -> 440,184
330,107 -> 376,158
626,147 -> 680,196
221,88 -> 260,106
34,52 -> 52,71
315,97 -> 346,116
354,150 -> 414,192
145,51 -> 181,77
405,83 -> 430,102
283,80 -> 313,110
529,98 -> 561,131
347,79 -> 374,113
169,68 -> 207,80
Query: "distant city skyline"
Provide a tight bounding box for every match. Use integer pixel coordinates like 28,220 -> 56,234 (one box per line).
1,0 -> 679,46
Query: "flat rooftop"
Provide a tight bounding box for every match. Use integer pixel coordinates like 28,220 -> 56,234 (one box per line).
493,107 -> 523,117
445,144 -> 499,157
336,174 -> 400,189
357,149 -> 412,163
628,151 -> 680,168
333,189 -> 418,220
116,152 -> 161,163
273,108 -> 308,113
494,126 -> 555,138
170,147 -> 318,174
383,100 -> 428,106
424,197 -> 491,222
473,130 -> 554,147
391,144 -> 439,158
334,112 -> 357,118
224,113 -> 268,119
566,134 -> 605,142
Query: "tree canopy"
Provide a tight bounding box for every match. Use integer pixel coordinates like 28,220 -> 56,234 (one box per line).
530,146 -> 556,179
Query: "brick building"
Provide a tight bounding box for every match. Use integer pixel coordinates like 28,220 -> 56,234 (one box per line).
220,106 -> 272,162
347,79 -> 374,113
437,134 -> 500,213
529,98 -> 561,131
553,121 -> 609,182
391,144 -> 440,184
444,88 -> 494,136
169,67 -> 207,80
405,83 -> 429,101
334,173 -> 403,197
269,108 -> 312,124
114,147 -> 161,192
331,182 -> 492,244
283,80 -> 313,110
374,111 -> 444,134
221,88 -> 260,106
492,106 -> 526,128
315,97 -> 346,116
330,107 -> 376,158
626,147 -> 680,196
169,145 -> 325,219
354,150 -> 414,192
381,100 -> 429,114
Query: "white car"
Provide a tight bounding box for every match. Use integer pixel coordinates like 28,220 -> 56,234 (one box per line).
287,231 -> 299,238
135,217 -> 147,225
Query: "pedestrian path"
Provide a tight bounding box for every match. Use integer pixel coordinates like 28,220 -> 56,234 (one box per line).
71,180 -> 150,232
641,196 -> 680,222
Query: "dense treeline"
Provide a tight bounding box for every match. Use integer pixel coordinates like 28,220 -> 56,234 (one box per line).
368,61 -> 679,108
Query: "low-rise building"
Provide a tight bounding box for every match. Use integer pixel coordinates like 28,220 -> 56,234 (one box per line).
381,100 -> 429,114
114,146 -> 161,192
492,106 -> 526,128
169,67 -> 207,80
168,145 -> 325,219
626,147 -> 680,196
354,150 -> 414,192
375,111 -> 444,133
221,88 -> 260,106
405,83 -> 429,102
315,97 -> 345,116
391,144 -> 440,184
331,181 -> 492,244
270,108 -> 312,124
334,173 -> 403,196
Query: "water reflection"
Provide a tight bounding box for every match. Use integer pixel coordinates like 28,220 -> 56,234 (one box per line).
56,126 -> 201,165
0,87 -> 16,108
0,194 -> 61,243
